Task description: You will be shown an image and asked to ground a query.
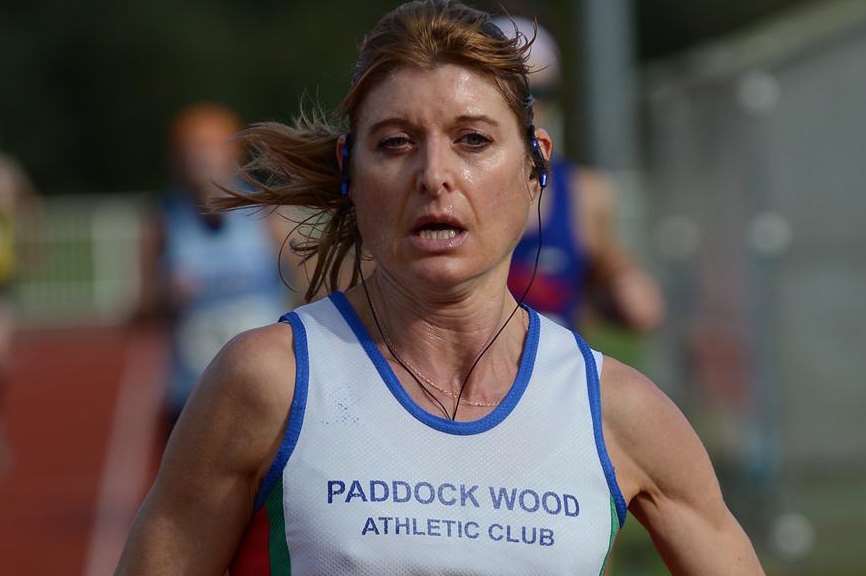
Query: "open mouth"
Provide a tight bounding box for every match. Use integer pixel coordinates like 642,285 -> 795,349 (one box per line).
410,215 -> 468,248
415,222 -> 464,240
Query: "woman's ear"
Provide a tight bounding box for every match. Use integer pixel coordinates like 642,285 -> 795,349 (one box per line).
528,127 -> 554,199
533,127 -> 553,163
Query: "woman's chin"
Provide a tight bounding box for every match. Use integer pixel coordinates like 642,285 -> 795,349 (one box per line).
397,257 -> 480,291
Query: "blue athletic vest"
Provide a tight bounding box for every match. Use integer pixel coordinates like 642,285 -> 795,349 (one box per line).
231,293 -> 627,575
508,159 -> 589,327
161,192 -> 285,413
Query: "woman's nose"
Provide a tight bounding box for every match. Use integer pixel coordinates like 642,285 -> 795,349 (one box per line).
416,137 -> 454,197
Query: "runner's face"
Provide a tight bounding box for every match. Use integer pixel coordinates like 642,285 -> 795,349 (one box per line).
350,64 -> 540,291
174,120 -> 238,200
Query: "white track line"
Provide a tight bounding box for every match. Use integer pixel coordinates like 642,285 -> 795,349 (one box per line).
82,331 -> 164,576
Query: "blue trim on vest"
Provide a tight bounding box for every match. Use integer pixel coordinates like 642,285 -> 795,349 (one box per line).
252,311 -> 310,512
329,291 -> 539,436
573,332 -> 628,528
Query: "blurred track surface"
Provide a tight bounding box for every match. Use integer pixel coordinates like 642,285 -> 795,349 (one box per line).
0,325 -> 166,575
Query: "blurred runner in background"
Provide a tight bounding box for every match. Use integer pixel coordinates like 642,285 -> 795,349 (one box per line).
0,154 -> 38,475
495,17 -> 664,332
140,103 -> 289,438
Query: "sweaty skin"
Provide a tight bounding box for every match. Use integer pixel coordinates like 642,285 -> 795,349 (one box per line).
116,64 -> 763,575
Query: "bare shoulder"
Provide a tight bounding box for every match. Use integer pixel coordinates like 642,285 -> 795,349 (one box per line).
598,356 -> 676,443
597,361 -> 765,574
598,356 -> 720,508
116,321 -> 301,573
202,321 -> 297,416
163,321 -> 298,490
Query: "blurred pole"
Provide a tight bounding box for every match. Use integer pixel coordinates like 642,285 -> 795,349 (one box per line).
571,0 -> 645,254
576,0 -> 638,170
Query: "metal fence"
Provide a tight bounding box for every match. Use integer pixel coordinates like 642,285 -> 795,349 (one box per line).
13,194 -> 145,327
643,1 -> 866,572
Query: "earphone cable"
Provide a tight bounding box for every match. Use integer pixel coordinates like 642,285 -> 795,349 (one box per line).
359,260 -> 453,419
450,182 -> 543,420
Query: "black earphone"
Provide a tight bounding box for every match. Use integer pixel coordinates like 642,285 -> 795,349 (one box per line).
527,124 -> 548,190
339,127 -> 547,196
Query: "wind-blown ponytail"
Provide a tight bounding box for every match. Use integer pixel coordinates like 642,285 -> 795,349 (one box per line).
213,108 -> 361,303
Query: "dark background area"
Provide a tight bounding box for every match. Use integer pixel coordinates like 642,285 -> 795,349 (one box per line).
0,0 -> 808,195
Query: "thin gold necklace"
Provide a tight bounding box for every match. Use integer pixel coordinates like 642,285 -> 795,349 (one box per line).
360,266 -> 529,420
380,331 -> 503,408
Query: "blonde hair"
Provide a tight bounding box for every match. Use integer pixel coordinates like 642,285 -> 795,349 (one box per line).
216,0 -> 538,302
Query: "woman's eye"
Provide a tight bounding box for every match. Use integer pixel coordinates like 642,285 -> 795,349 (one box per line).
378,136 -> 412,150
458,132 -> 492,148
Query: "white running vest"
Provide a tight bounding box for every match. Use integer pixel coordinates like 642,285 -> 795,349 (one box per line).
251,293 -> 627,575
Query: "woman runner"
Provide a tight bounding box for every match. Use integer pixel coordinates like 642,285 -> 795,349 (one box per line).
117,2 -> 765,574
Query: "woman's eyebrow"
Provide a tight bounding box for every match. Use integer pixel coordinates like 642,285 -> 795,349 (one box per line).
366,117 -> 415,135
454,114 -> 499,127
366,114 -> 500,135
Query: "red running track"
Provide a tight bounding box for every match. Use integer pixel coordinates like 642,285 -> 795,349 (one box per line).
0,324 -> 167,575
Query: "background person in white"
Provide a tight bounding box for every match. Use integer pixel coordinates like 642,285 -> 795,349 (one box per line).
139,103 -> 289,438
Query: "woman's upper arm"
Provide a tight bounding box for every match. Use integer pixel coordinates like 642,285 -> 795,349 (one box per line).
116,322 -> 296,575
600,357 -> 765,576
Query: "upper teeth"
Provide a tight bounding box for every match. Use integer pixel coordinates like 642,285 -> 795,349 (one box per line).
420,228 -> 458,240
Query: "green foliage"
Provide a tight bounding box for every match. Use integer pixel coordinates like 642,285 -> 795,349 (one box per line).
0,0 -> 401,194
0,0 -> 807,195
